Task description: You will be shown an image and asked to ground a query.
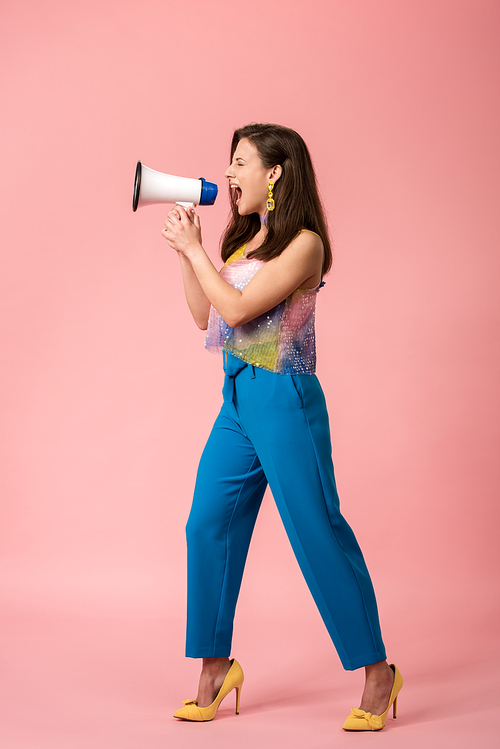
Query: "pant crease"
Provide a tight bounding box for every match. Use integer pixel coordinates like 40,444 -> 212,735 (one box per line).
212,451 -> 263,654
299,399 -> 380,657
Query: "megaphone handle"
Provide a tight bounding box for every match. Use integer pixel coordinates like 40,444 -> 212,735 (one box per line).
176,201 -> 195,209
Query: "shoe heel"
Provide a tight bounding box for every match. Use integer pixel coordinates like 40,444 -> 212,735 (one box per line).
235,685 -> 242,715
393,694 -> 398,719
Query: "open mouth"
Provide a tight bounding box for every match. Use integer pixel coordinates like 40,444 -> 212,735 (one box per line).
231,184 -> 242,205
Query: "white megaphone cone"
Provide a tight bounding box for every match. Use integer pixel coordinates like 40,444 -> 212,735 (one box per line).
132,161 -> 218,211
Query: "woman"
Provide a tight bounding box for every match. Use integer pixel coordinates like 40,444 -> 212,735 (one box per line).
162,123 -> 402,731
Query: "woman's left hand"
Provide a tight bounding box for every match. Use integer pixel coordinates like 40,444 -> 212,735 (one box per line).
161,205 -> 202,258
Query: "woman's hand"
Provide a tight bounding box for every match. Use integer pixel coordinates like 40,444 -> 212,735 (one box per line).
161,205 -> 202,258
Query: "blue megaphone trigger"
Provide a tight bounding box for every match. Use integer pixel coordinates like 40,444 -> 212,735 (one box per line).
199,178 -> 218,206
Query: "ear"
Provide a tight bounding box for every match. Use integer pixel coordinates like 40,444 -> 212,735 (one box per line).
268,164 -> 282,183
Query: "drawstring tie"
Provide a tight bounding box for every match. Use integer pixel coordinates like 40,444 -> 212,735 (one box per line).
223,351 -> 255,402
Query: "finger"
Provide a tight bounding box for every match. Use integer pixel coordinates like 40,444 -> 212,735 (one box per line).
188,211 -> 201,231
177,204 -> 193,222
167,212 -> 180,226
161,231 -> 176,248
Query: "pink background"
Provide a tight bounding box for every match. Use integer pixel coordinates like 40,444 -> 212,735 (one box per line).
1,1 -> 499,747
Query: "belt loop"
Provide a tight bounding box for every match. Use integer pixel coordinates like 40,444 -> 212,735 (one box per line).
223,348 -> 227,372
250,364 -> 256,379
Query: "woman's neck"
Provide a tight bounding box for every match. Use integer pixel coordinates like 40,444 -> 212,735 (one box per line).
244,225 -> 267,256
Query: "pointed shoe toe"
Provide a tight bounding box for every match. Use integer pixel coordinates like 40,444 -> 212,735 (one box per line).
342,708 -> 385,731
173,699 -> 207,721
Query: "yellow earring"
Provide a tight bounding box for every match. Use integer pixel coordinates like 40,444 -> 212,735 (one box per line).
266,182 -> 275,211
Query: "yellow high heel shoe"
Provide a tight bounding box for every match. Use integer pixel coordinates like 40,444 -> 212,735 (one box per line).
173,659 -> 244,722
342,664 -> 403,731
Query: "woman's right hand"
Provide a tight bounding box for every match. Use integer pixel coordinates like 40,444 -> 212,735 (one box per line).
162,205 -> 203,259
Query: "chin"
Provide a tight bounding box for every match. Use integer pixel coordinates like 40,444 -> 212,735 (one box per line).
238,205 -> 259,217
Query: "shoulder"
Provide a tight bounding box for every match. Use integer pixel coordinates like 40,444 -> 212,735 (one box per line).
280,229 -> 324,266
296,229 -> 323,250
287,229 -> 323,252
262,229 -> 323,288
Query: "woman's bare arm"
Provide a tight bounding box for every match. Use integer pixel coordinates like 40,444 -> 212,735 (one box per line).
163,207 -> 323,328
177,253 -> 211,330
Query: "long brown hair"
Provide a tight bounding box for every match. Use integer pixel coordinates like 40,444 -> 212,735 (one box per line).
220,123 -> 332,273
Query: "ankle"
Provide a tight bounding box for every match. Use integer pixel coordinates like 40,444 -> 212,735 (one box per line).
365,661 -> 393,684
201,657 -> 230,677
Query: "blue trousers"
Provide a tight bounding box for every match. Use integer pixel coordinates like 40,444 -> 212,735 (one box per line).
185,353 -> 386,670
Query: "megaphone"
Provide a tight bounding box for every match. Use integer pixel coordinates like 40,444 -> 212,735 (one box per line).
132,161 -> 218,211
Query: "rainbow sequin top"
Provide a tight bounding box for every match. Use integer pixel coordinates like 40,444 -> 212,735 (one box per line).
205,245 -> 323,374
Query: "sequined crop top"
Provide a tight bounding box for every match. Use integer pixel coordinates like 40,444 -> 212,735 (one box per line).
205,244 -> 324,374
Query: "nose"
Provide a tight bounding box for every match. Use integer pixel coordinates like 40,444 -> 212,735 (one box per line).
224,164 -> 235,179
